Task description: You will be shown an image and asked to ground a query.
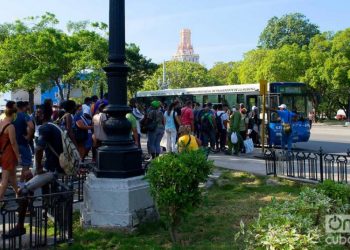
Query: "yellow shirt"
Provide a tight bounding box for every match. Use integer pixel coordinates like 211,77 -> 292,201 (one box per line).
178,135 -> 199,152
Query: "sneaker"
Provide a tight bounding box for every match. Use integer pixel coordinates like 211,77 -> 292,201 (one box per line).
2,227 -> 26,239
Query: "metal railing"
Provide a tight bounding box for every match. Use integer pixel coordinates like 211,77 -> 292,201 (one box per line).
265,148 -> 350,183
0,179 -> 73,249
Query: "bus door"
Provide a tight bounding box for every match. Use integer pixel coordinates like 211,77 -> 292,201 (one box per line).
246,95 -> 257,112
267,94 -> 280,146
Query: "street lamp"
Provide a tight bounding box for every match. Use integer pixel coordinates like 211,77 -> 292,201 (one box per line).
95,0 -> 143,178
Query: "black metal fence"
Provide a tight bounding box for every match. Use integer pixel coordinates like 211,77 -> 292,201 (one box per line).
265,148 -> 350,183
0,179 -> 73,249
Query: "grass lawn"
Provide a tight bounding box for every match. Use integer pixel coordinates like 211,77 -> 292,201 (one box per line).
58,170 -> 305,250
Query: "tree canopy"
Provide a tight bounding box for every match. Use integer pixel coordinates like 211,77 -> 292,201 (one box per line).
0,13 -> 156,107
143,61 -> 218,91
258,13 -> 320,49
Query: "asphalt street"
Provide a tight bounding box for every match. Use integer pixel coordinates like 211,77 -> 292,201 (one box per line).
295,124 -> 350,153
143,124 -> 350,175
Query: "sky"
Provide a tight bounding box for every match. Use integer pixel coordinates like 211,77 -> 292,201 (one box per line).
0,0 -> 350,68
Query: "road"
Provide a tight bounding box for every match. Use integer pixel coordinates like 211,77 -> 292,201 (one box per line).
142,124 -> 350,175
295,124 -> 350,153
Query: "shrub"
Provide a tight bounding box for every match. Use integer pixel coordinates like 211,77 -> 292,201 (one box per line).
317,180 -> 350,205
146,149 -> 214,243
236,187 -> 334,249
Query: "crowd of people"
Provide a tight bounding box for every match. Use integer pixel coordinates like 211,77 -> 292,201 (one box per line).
135,98 -> 263,158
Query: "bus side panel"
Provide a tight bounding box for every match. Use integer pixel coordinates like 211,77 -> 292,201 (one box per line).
268,120 -> 310,145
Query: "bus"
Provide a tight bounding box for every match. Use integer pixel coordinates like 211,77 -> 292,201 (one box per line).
136,82 -> 312,146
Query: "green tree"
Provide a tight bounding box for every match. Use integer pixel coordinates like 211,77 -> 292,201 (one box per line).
303,32 -> 334,118
238,49 -> 268,83
208,61 -> 239,85
326,28 -> 350,117
258,13 -> 320,49
258,44 -> 310,82
126,43 -> 157,96
143,61 -> 216,90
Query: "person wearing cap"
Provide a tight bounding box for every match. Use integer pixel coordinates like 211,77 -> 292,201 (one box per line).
147,100 -> 165,159
277,104 -> 296,152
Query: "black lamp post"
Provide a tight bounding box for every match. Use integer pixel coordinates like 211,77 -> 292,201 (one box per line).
95,0 -> 143,178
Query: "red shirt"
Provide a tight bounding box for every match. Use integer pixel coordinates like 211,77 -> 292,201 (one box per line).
180,107 -> 194,126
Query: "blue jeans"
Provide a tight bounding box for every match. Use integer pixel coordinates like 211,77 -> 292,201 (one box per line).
147,128 -> 164,154
19,144 -> 32,167
281,132 -> 293,151
202,130 -> 216,148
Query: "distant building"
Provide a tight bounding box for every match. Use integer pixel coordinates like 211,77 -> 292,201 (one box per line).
0,88 -> 41,110
172,29 -> 199,63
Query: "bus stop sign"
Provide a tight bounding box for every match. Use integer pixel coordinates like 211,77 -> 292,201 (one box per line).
259,80 -> 267,95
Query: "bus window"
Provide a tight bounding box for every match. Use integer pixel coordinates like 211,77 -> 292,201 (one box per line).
226,94 -> 236,108
237,94 -> 244,105
294,96 -> 306,116
208,95 -> 218,103
246,95 -> 257,111
203,95 -> 208,104
195,95 -> 203,105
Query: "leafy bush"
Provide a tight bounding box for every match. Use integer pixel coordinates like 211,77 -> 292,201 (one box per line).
236,187 -> 335,249
317,180 -> 350,205
146,149 -> 213,243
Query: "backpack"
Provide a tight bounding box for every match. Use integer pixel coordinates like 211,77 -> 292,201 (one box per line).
47,123 -> 81,176
201,113 -> 213,132
215,113 -> 224,131
140,110 -> 157,133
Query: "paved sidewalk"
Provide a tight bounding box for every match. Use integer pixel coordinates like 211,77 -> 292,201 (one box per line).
141,136 -> 267,175
208,149 -> 266,175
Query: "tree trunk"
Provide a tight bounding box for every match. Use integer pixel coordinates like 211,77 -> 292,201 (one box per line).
56,79 -> 65,101
66,82 -> 71,100
28,89 -> 34,113
169,225 -> 177,243
100,81 -> 104,99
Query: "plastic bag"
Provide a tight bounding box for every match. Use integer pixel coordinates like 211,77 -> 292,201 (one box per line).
231,132 -> 238,144
244,138 -> 254,153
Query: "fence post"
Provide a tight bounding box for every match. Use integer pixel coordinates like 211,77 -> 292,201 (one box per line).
319,147 -> 324,182
273,150 -> 277,177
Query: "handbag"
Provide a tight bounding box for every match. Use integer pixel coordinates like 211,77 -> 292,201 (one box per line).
230,132 -> 238,144
282,112 -> 292,134
243,138 -> 254,154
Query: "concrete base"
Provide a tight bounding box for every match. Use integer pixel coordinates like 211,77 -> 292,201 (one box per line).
81,173 -> 156,228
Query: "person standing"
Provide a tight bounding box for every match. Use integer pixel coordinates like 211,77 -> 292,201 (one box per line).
0,101 -> 21,200
74,105 -> 93,160
130,98 -> 144,148
200,104 -> 217,151
277,104 -> 296,152
60,100 -> 78,146
13,101 -> 34,187
216,104 -> 229,151
92,103 -> 107,161
181,100 -> 194,132
239,108 -> 249,153
227,105 -> 242,155
249,106 -> 261,145
164,102 -> 180,153
147,101 -> 165,159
